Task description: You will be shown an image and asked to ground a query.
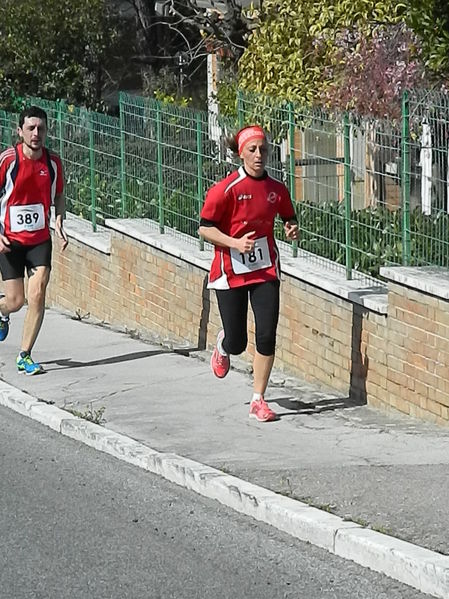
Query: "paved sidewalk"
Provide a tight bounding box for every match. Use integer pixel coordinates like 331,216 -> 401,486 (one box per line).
1,306 -> 449,597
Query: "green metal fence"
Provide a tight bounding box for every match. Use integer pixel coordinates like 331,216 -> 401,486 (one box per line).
1,88 -> 449,283
25,98 -> 122,231
407,90 -> 449,268
0,109 -> 17,147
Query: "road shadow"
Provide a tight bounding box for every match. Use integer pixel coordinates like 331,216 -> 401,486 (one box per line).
42,347 -> 196,370
197,274 -> 210,351
348,301 -> 369,406
264,394 -> 362,418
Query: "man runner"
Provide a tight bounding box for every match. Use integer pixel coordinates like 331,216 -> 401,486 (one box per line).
0,106 -> 68,374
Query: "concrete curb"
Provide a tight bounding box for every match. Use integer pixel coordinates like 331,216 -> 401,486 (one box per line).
1,381 -> 448,599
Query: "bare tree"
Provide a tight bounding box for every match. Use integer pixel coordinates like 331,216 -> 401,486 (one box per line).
125,0 -> 252,67
166,0 -> 250,60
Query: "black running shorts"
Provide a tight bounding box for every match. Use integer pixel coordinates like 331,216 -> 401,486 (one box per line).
0,238 -> 52,280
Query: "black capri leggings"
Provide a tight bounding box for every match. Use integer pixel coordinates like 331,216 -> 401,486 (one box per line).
216,279 -> 280,357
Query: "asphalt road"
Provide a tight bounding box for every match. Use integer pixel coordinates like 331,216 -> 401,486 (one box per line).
0,405 -> 431,599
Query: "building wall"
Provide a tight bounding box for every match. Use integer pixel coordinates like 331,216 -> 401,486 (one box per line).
45,220 -> 449,427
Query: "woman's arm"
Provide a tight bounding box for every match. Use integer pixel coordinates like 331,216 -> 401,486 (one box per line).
199,225 -> 256,254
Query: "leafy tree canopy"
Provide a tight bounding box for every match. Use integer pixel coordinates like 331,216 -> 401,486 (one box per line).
407,0 -> 449,76
238,0 -> 449,117
0,0 -> 121,110
238,0 -> 406,107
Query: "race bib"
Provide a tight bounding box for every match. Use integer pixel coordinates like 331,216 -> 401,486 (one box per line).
10,203 -> 45,233
230,236 -> 272,274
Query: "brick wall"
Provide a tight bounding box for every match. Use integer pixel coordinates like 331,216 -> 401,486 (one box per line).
365,280 -> 449,426
43,221 -> 449,427
48,230 -> 219,349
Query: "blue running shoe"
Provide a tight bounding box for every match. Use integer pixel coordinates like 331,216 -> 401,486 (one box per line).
17,352 -> 43,375
0,316 -> 9,341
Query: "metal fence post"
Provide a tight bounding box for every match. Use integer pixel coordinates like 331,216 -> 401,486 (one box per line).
57,101 -> 65,161
156,102 -> 165,234
237,89 -> 244,129
288,103 -> 298,258
6,112 -> 13,146
401,90 -> 411,265
196,113 -> 204,251
344,113 -> 352,279
87,110 -> 97,232
119,93 -> 127,218
0,110 -> 5,149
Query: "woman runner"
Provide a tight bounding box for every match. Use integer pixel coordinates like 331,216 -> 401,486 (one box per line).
199,125 -> 298,422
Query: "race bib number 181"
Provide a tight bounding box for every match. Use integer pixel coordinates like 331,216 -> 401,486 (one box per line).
230,236 -> 272,274
10,203 -> 45,233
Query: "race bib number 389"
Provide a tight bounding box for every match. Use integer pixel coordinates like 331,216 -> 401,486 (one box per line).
230,236 -> 272,274
10,203 -> 45,233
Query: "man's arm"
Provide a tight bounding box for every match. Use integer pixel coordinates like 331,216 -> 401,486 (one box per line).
54,192 -> 68,250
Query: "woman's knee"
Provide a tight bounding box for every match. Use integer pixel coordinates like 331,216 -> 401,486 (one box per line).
223,333 -> 247,356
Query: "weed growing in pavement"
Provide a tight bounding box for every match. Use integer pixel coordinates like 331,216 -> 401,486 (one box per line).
343,515 -> 395,536
218,465 -> 231,474
278,476 -> 293,497
344,515 -> 370,527
371,523 -> 394,536
298,496 -> 338,514
71,309 -> 90,321
63,403 -> 106,425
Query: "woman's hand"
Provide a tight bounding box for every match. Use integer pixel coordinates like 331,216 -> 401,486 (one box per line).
233,231 -> 256,253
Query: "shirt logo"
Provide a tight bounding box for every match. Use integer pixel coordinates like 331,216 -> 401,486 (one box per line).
267,192 -> 278,204
39,169 -> 47,176
237,194 -> 252,201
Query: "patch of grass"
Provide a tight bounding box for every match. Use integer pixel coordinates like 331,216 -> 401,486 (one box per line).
344,515 -> 370,527
63,403 -> 106,425
299,496 -> 338,514
371,523 -> 394,536
218,465 -> 232,474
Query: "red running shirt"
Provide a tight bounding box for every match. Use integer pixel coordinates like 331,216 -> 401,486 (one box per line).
0,144 -> 64,245
200,167 -> 296,289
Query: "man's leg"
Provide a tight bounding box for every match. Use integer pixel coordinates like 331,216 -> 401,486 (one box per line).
0,278 -> 26,341
0,278 -> 26,317
0,242 -> 26,341
21,266 -> 50,353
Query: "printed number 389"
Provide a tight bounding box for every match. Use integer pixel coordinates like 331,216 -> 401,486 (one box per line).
17,212 -> 40,225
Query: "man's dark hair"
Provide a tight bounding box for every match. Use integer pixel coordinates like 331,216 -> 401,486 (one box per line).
18,106 -> 48,128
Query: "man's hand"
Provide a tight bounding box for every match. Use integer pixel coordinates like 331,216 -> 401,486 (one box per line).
233,231 -> 256,254
55,221 -> 68,251
0,234 -> 11,253
284,220 -> 299,241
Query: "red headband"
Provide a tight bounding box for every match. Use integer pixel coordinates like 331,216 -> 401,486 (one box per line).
236,126 -> 266,154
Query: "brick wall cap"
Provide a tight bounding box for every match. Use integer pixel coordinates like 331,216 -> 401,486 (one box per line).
51,213 -> 111,254
381,266 -> 449,300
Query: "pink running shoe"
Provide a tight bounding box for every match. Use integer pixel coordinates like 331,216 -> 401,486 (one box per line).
249,397 -> 277,422
210,330 -> 230,378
